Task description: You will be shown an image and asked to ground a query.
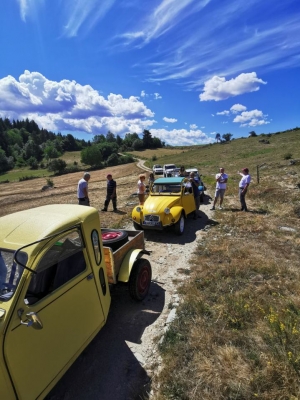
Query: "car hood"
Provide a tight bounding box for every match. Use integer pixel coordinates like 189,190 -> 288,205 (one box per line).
143,195 -> 181,213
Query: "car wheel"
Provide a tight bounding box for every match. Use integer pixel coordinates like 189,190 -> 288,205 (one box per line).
129,259 -> 152,301
101,229 -> 129,251
133,221 -> 143,230
174,213 -> 185,235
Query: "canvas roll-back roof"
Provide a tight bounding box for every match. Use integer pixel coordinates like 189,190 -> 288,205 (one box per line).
0,204 -> 98,250
153,177 -> 185,184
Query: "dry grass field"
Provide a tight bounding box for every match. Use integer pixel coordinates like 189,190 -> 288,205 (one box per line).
0,163 -> 143,228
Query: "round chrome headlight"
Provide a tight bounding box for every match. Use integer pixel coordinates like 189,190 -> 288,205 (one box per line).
164,208 -> 170,214
136,206 -> 142,212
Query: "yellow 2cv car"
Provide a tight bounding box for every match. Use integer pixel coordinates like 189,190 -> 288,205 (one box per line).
0,204 -> 152,400
132,177 -> 196,235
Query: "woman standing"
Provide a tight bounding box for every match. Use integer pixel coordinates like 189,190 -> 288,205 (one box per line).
137,174 -> 146,205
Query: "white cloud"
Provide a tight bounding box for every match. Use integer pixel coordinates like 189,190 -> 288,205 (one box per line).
0,70 -> 155,135
153,92 -> 162,100
216,110 -> 230,116
199,72 -> 267,101
63,0 -> 116,37
190,124 -> 198,129
230,103 -> 247,113
233,109 -> 270,127
163,117 -> 177,123
150,128 -> 214,146
141,90 -> 147,97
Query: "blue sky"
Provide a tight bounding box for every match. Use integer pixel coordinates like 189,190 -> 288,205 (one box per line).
0,0 -> 299,146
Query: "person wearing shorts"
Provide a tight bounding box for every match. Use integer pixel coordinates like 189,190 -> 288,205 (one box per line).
137,174 -> 146,205
210,167 -> 228,210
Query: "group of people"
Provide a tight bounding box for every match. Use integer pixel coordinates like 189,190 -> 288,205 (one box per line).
211,167 -> 251,212
77,166 -> 251,214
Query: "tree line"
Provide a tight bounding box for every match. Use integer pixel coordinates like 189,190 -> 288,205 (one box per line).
0,117 -> 164,174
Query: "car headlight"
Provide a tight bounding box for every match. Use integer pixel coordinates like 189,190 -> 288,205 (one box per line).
164,208 -> 170,214
136,206 -> 142,212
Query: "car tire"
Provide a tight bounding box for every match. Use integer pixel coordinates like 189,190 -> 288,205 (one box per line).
133,221 -> 143,230
129,259 -> 152,301
101,229 -> 129,251
174,213 -> 185,235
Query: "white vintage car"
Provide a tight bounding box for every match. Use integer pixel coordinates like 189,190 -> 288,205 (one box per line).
152,164 -> 164,175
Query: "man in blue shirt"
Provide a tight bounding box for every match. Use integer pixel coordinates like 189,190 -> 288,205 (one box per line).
101,174 -> 117,212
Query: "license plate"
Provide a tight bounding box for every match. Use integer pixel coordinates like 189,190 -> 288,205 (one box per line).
143,220 -> 160,226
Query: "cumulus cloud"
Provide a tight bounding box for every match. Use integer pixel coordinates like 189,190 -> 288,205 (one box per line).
163,117 -> 177,123
190,123 -> 198,129
0,70 -> 155,135
230,103 -> 247,114
200,72 -> 267,101
150,128 -> 214,146
233,110 -> 270,127
154,92 -> 162,100
140,90 -> 147,97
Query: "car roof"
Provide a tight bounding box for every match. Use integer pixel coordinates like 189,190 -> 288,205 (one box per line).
154,177 -> 184,184
185,168 -> 198,173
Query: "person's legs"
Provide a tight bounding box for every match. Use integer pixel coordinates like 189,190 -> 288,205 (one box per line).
211,189 -> 219,209
219,189 -> 226,207
194,196 -> 201,218
138,193 -> 145,205
239,189 -> 247,211
102,195 -> 110,211
112,196 -> 117,211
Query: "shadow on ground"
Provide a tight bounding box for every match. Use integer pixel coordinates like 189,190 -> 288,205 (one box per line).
46,281 -> 164,400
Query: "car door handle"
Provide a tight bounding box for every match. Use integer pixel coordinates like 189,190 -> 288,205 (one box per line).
87,273 -> 94,280
17,309 -> 43,330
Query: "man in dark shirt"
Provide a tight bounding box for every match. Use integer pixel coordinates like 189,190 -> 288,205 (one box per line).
101,174 -> 117,212
189,172 -> 201,219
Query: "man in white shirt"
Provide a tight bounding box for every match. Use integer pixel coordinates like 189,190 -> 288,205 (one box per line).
211,167 -> 228,210
238,168 -> 251,211
77,172 -> 90,206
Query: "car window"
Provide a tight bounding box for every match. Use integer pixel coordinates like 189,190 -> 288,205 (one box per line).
24,229 -> 86,305
0,250 -> 27,301
152,184 -> 181,194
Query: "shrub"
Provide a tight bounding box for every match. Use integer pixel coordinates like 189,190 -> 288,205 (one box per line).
152,155 -> 157,161
284,152 -> 293,160
46,178 -> 54,187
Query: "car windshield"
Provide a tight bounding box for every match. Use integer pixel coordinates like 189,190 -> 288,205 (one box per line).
0,249 -> 27,301
155,165 -> 162,168
151,183 -> 182,194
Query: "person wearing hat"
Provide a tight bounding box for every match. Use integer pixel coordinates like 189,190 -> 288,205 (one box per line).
101,174 -> 117,212
238,168 -> 251,211
77,172 -> 90,206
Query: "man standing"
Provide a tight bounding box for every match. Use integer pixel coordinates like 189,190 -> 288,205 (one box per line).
77,172 -> 90,206
189,172 -> 201,219
238,168 -> 251,211
102,174 -> 117,212
210,167 -> 228,210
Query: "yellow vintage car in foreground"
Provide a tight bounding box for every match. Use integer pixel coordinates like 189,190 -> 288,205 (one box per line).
132,177 -> 196,235
0,205 -> 152,399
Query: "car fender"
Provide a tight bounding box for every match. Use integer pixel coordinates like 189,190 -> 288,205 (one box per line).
171,206 -> 185,220
118,249 -> 150,283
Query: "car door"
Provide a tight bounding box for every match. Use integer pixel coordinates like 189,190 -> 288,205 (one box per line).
4,229 -> 105,400
181,185 -> 196,215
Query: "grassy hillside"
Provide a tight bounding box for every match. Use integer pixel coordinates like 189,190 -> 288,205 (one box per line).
150,129 -> 300,400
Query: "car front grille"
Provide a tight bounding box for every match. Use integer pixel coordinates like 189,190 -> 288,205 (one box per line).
144,215 -> 160,222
